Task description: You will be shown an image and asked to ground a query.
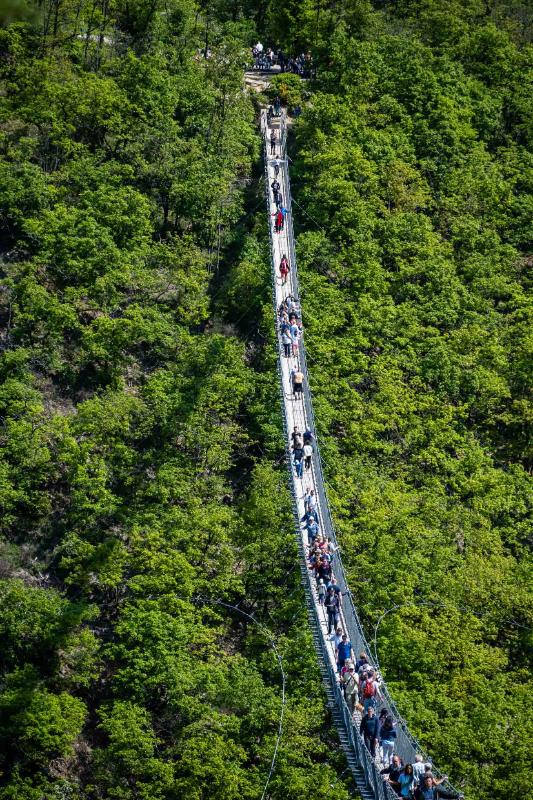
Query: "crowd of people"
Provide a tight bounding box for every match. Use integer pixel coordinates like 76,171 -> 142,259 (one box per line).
267,113 -> 464,800
252,41 -> 314,77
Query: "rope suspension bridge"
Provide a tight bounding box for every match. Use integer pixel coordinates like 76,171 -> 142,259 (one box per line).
260,108 -> 462,800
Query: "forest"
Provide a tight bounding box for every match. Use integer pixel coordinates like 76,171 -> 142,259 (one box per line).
0,0 -> 531,799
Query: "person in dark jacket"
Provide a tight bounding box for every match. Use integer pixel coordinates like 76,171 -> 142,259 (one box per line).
325,587 -> 339,633
360,705 -> 379,757
414,775 -> 464,800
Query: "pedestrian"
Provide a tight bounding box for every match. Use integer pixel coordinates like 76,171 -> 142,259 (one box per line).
279,254 -> 289,284
360,705 -> 379,757
291,368 -> 304,398
317,578 -> 326,605
336,633 -> 354,673
413,755 -> 426,787
291,426 -> 303,448
332,625 -> 343,648
317,555 -> 331,585
290,320 -> 299,356
381,755 -> 404,787
414,775 -> 463,800
325,587 -> 339,633
303,428 -> 313,445
307,518 -> 319,543
355,651 -> 369,674
361,669 -> 382,713
342,661 -> 359,714
303,441 -> 313,470
281,327 -> 292,357
271,178 -> 280,204
273,158 -> 281,177
273,95 -> 281,115
270,130 -> 277,154
307,489 -> 317,516
293,445 -> 304,479
380,715 -> 397,767
280,205 -> 288,229
389,764 -> 415,799
274,208 -> 283,232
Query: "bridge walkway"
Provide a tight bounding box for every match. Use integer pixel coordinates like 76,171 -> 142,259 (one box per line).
260,109 -> 459,800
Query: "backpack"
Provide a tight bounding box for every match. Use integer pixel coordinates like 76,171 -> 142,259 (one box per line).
363,679 -> 375,698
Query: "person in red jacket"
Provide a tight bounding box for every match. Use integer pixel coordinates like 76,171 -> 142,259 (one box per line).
273,208 -> 284,232
279,254 -> 290,283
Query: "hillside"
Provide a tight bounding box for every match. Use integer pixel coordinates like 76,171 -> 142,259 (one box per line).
0,1 -> 531,799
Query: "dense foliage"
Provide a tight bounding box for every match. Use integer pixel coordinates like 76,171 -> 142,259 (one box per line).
0,3 -> 351,799
283,2 -> 532,798
1,1 -> 531,799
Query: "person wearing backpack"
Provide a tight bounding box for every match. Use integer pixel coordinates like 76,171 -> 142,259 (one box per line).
380,714 -> 397,767
325,587 -> 339,633
317,579 -> 326,605
361,669 -> 382,713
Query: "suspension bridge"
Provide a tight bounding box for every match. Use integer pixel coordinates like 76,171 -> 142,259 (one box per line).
261,108 -> 460,800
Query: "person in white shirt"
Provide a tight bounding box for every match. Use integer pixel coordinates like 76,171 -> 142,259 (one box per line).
303,442 -> 313,471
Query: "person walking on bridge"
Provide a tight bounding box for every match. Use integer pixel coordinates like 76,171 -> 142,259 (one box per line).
271,178 -> 280,205
291,367 -> 304,398
273,208 -> 283,233
279,254 -> 290,284
325,587 -> 339,633
360,705 -> 379,757
270,129 -> 277,154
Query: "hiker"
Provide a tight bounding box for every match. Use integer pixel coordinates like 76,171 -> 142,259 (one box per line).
381,755 -> 404,787
316,555 -> 332,585
306,489 -> 317,516
307,518 -> 319,543
317,578 -> 326,605
380,715 -> 397,767
276,191 -> 283,209
274,208 -> 283,232
290,319 -> 299,356
389,764 -> 415,799
291,368 -> 304,398
279,254 -> 289,284
280,205 -> 288,228
336,633 -> 354,673
273,95 -> 281,115
303,428 -> 313,445
342,661 -> 359,714
361,669 -> 382,713
271,178 -> 280,204
413,756 -> 426,786
270,130 -> 277,154
281,326 -> 292,357
273,158 -> 281,177
291,426 -> 303,448
355,651 -> 369,674
293,444 -> 304,479
325,587 -> 339,633
414,775 -> 464,800
303,440 -> 313,471
360,706 -> 379,757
